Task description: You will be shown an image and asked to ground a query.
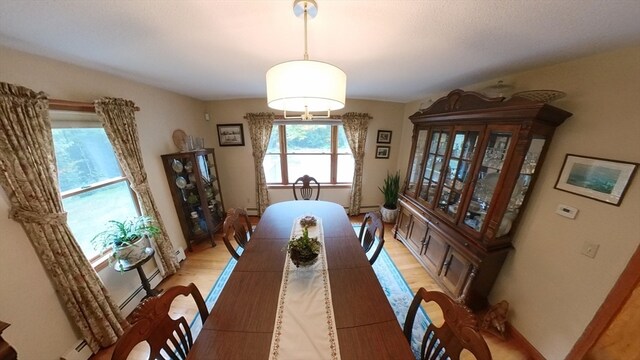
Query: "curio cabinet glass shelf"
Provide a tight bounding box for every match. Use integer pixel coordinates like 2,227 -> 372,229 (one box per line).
395,89 -> 572,310
161,149 -> 225,252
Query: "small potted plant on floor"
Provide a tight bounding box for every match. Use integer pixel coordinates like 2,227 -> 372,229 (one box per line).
287,226 -> 321,267
91,215 -> 160,264
379,171 -> 400,223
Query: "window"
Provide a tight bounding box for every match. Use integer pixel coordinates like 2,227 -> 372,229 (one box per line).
51,111 -> 140,260
264,124 -> 354,184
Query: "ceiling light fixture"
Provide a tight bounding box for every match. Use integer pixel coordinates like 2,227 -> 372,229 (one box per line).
266,0 -> 346,121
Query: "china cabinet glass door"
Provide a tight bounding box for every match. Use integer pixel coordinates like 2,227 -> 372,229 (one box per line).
162,149 -> 225,251
435,128 -> 481,220
406,130 -> 429,196
494,137 -> 547,237
463,129 -> 514,232
418,129 -> 450,206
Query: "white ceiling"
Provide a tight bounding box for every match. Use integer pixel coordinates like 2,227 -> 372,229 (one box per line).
1,1 -> 639,103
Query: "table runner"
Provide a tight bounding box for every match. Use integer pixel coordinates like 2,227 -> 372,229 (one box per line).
268,217 -> 340,360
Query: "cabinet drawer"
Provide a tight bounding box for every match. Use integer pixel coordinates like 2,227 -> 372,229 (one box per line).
440,247 -> 473,296
421,229 -> 448,275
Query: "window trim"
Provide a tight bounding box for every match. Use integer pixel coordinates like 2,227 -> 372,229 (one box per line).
267,124 -> 354,185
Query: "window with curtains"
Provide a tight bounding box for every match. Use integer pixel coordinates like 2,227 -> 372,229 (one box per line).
50,111 -> 140,260
263,124 -> 354,184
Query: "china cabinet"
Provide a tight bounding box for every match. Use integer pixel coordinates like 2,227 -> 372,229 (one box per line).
161,149 -> 225,251
395,89 -> 572,310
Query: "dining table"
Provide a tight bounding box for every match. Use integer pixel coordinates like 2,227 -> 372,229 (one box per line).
187,200 -> 414,359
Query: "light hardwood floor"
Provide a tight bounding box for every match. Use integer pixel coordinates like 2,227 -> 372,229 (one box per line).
91,215 -> 530,359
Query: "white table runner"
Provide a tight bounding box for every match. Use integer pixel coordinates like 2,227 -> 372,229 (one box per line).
269,217 -> 340,360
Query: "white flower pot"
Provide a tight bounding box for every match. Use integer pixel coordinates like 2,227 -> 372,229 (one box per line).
380,205 -> 399,224
113,236 -> 150,264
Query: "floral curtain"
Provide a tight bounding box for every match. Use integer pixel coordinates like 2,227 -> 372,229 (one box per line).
0,82 -> 127,352
342,112 -> 371,215
244,112 -> 274,216
95,97 -> 178,276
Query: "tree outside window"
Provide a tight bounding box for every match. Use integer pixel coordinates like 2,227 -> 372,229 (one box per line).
264,124 -> 354,184
52,117 -> 140,260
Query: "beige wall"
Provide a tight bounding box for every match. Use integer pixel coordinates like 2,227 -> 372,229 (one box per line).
206,98 -> 405,212
1,43 -> 638,360
399,46 -> 640,359
0,46 -> 208,358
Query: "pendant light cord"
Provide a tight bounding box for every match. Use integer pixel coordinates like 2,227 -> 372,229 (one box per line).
303,1 -> 309,60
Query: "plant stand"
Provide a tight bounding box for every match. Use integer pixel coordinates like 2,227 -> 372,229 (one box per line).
114,247 -> 162,300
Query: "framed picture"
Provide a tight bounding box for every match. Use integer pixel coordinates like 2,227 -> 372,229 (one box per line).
217,124 -> 245,147
377,130 -> 392,144
554,154 -> 638,206
375,146 -> 390,159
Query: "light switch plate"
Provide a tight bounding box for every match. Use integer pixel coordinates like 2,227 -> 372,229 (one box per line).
556,204 -> 578,219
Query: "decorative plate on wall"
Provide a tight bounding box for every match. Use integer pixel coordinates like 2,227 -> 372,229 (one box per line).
172,129 -> 187,151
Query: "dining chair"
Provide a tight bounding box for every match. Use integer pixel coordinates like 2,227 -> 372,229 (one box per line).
403,288 -> 492,360
111,283 -> 209,360
358,211 -> 385,265
292,174 -> 320,200
222,208 -> 253,260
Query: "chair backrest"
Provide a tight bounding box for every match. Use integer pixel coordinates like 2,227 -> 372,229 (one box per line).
358,211 -> 385,265
403,288 -> 492,360
111,283 -> 209,360
292,175 -> 320,200
222,208 -> 253,260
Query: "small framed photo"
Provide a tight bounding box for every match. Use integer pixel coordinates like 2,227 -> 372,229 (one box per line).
554,154 -> 638,206
377,130 -> 392,144
375,146 -> 390,159
217,124 -> 245,147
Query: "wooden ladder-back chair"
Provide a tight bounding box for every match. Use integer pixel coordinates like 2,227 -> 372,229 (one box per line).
358,211 -> 385,265
292,175 -> 320,200
222,208 -> 253,260
403,288 -> 492,360
111,283 -> 209,360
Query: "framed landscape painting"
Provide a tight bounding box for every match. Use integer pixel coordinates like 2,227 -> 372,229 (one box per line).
554,154 -> 638,206
217,124 -> 245,146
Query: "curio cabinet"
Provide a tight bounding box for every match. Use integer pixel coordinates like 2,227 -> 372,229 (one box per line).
161,149 -> 225,252
395,89 -> 572,310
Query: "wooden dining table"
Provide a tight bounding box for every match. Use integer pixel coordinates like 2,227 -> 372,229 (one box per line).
187,200 -> 414,359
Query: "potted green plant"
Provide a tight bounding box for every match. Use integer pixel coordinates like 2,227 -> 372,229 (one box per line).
287,226 -> 321,267
379,171 -> 400,223
91,215 -> 160,264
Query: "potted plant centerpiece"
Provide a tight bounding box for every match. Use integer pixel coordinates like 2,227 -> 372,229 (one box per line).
287,216 -> 321,267
379,171 -> 400,223
91,215 -> 160,265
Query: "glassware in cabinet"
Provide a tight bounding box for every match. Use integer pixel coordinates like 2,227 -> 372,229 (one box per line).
161,149 -> 225,251
396,89 -> 571,310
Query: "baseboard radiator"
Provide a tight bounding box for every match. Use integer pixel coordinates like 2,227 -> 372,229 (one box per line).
61,339 -> 93,360
60,248 -> 179,360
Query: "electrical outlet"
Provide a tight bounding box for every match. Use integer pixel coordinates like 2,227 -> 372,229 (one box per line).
581,241 -> 599,258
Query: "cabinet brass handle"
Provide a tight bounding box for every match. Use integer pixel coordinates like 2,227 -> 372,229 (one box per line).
443,255 -> 453,275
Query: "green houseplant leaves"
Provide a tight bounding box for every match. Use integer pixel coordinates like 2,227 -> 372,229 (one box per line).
379,171 -> 400,210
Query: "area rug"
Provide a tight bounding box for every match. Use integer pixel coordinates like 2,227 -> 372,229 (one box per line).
190,229 -> 428,358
